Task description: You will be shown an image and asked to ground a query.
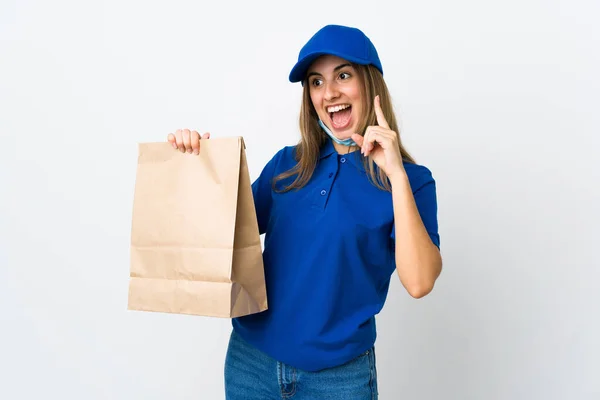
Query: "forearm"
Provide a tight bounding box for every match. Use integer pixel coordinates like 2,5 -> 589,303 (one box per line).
390,172 -> 442,298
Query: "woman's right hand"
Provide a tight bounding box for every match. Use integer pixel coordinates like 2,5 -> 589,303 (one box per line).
167,129 -> 211,155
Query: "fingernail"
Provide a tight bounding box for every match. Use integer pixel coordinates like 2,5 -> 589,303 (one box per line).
194,149 -> 199,155
172,143 -> 177,149
187,148 -> 192,154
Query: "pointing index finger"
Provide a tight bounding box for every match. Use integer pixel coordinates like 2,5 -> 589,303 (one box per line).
374,95 -> 390,129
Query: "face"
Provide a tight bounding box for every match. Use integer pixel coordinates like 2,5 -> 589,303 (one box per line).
306,55 -> 363,140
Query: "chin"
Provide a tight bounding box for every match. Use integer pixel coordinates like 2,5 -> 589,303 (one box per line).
332,126 -> 355,139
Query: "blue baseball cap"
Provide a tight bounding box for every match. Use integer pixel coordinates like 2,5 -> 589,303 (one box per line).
289,24 -> 383,83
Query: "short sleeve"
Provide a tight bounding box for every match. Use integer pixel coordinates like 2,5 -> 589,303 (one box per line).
251,149 -> 284,235
391,168 -> 440,249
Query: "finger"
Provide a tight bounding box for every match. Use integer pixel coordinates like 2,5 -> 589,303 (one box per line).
201,132 -> 210,139
374,95 -> 390,129
175,130 -> 185,153
363,127 -> 391,156
182,129 -> 192,153
365,127 -> 378,156
367,134 -> 381,156
351,134 -> 364,148
190,131 -> 200,154
167,133 -> 177,149
363,128 -> 373,156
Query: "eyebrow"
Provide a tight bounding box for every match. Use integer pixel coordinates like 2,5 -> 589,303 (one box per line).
306,63 -> 352,79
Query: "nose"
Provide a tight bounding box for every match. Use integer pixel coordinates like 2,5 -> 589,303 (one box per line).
324,82 -> 340,101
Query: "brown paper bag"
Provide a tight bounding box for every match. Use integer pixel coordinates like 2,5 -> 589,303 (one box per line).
127,137 -> 268,318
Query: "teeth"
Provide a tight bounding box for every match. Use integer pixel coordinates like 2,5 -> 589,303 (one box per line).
327,104 -> 350,113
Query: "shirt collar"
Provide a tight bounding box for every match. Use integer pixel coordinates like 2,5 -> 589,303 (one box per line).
319,138 -> 366,172
319,137 -> 337,160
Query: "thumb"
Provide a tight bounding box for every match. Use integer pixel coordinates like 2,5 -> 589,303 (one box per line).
351,134 -> 364,147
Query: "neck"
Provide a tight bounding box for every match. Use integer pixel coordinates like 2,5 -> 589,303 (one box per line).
332,141 -> 359,154
318,119 -> 359,154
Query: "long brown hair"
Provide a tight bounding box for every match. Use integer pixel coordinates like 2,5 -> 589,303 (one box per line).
273,63 -> 415,192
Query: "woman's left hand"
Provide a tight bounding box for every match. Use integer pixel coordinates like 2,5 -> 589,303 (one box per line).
352,95 -> 405,179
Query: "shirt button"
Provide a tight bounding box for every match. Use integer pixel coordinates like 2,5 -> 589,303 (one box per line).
340,158 -> 346,163
320,190 -> 327,196
328,173 -> 333,178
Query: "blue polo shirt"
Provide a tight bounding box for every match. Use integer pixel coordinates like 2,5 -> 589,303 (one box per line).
232,138 -> 440,372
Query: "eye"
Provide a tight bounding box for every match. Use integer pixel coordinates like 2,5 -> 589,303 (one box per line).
311,78 -> 323,87
339,72 -> 351,80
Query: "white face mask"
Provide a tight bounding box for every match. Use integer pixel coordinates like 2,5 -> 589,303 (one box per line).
318,120 -> 357,147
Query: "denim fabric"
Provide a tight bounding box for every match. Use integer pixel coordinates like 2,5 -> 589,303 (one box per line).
224,330 -> 378,399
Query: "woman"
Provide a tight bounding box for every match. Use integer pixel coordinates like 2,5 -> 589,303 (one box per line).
168,24 -> 442,400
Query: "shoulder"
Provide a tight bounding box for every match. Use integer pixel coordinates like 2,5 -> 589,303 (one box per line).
402,161 -> 436,193
277,145 -> 298,160
257,145 -> 297,178
267,144 -> 298,167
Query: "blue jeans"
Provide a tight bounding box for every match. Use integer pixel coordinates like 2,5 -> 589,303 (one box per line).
224,330 -> 378,399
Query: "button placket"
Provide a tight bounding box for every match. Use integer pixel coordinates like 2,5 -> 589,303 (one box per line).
317,181 -> 334,208
315,158 -> 337,210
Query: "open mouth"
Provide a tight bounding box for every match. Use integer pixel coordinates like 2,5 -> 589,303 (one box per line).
327,104 -> 352,130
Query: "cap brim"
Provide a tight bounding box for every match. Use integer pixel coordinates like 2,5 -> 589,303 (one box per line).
288,51 -> 372,83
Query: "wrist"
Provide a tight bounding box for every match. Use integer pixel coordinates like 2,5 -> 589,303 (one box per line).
388,167 -> 408,186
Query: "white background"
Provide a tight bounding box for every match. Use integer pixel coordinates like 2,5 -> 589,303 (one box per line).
1,0 -> 599,399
